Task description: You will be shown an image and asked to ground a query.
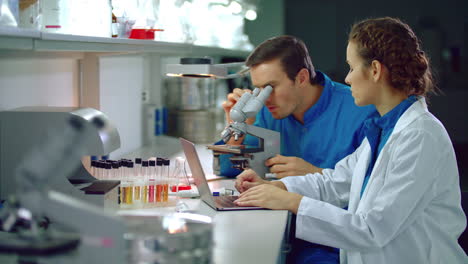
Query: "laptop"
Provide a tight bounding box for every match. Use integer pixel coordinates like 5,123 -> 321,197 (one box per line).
180,137 -> 264,211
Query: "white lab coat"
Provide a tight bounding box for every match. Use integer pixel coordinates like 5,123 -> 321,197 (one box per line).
281,98 -> 467,264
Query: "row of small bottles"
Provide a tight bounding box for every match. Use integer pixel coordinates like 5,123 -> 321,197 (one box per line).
91,157 -> 184,208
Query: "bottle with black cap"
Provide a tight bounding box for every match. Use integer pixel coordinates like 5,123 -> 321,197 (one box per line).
135,158 -> 142,178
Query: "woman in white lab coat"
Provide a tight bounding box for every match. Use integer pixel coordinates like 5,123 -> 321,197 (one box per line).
234,17 -> 467,263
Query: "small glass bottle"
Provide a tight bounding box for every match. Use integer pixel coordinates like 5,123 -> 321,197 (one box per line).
111,8 -> 118,38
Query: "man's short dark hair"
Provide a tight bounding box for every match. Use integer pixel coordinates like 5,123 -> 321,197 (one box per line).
246,35 -> 317,84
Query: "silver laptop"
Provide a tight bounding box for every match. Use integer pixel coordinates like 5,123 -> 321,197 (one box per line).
180,137 -> 264,211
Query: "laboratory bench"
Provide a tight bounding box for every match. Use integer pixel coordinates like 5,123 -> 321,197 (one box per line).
119,179 -> 292,264
119,137 -> 293,263
0,137 -> 293,264
0,179 -> 292,264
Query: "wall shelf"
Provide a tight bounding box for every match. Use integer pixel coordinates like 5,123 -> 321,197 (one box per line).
0,26 -> 251,156
0,26 -> 251,57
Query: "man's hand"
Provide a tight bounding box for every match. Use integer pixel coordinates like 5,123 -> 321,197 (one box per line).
234,184 -> 303,214
265,154 -> 323,178
234,169 -> 269,193
222,88 -> 256,125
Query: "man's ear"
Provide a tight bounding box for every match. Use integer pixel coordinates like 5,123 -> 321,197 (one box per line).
296,68 -> 310,85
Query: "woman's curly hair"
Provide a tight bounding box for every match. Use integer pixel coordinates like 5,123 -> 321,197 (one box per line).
349,17 -> 436,96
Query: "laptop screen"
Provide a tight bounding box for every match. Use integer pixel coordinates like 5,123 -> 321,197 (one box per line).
180,138 -> 217,208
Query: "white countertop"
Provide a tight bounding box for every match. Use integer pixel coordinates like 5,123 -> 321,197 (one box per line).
119,179 -> 290,264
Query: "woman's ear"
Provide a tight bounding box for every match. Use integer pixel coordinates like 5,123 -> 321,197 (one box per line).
370,60 -> 383,82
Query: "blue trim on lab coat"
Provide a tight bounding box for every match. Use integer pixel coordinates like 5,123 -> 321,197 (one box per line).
360,95 -> 418,197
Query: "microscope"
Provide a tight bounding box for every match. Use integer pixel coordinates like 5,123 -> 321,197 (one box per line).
0,107 -> 121,208
207,86 -> 280,178
0,110 -> 126,264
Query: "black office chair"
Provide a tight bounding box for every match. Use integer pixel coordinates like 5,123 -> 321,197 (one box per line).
459,191 -> 468,254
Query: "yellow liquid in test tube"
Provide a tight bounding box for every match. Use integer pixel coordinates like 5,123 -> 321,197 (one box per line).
143,185 -> 148,203
156,184 -> 163,202
134,186 -> 141,200
125,186 -> 133,204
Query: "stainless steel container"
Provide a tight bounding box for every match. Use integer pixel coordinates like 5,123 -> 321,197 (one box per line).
122,213 -> 213,264
164,78 -> 215,110
167,109 -> 217,143
164,77 -> 228,143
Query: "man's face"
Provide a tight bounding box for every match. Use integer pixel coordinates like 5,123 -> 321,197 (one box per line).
250,59 -> 301,120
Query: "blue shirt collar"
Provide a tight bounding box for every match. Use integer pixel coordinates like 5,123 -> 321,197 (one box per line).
373,95 -> 418,131
299,71 -> 333,124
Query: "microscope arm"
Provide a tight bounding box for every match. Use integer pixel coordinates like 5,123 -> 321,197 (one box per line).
228,123 -> 280,178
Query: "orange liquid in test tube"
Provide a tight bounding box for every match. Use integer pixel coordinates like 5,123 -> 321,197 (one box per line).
163,184 -> 169,202
156,184 -> 163,202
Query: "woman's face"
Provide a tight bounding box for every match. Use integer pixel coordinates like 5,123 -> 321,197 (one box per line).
345,41 -> 378,106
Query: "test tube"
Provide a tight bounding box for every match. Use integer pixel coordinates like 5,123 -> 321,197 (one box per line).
90,161 -> 97,179
112,161 -> 120,180
147,160 -> 156,204
163,158 -> 170,203
134,161 -> 147,204
95,161 -> 102,179
149,159 -> 159,204
119,160 -> 128,206
135,158 -> 142,177
125,162 -> 134,205
156,158 -> 163,203
105,163 -> 112,180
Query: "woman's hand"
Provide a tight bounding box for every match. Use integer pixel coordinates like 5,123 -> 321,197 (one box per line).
234,184 -> 303,214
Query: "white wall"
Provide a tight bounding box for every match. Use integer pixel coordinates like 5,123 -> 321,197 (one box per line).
0,53 -> 145,159
0,57 -> 79,110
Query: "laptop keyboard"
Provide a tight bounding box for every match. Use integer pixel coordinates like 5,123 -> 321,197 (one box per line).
214,195 -> 239,208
